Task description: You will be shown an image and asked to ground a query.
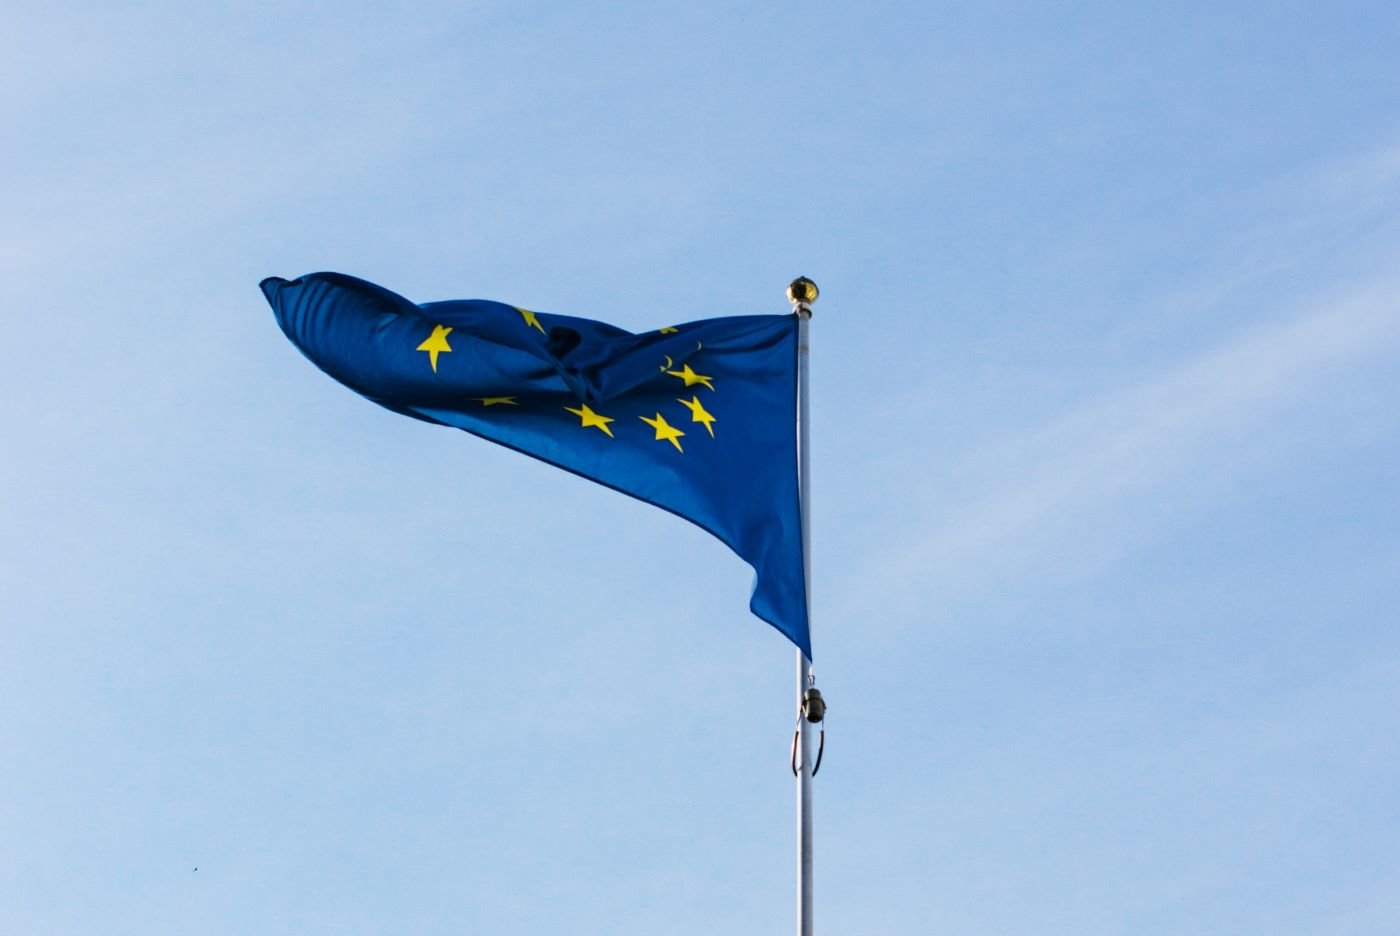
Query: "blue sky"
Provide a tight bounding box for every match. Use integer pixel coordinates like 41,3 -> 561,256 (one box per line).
4,2 -> 1400,933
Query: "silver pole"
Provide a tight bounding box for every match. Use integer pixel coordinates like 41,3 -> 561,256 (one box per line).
790,278 -> 817,936
797,645 -> 814,936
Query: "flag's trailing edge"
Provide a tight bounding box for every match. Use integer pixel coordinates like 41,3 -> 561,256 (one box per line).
262,273 -> 811,658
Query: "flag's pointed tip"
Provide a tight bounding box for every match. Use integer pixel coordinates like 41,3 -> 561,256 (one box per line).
261,272 -> 339,293
259,276 -> 290,300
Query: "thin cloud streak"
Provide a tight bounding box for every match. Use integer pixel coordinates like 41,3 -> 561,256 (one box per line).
872,278 -> 1400,601
844,136 -> 1400,612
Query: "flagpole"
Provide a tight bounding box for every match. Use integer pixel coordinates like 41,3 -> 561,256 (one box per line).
789,277 -> 820,936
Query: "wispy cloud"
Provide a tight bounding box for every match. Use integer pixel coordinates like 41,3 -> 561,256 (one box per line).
855,141 -> 1400,609
930,282 -> 1395,570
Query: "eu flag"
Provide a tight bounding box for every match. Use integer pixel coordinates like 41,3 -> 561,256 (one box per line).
262,272 -> 810,658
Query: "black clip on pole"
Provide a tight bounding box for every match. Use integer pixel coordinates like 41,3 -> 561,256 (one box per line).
790,687 -> 827,777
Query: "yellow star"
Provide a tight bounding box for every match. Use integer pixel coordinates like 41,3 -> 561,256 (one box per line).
474,396 -> 519,407
659,326 -> 679,334
640,412 -> 685,452
565,403 -> 616,437
416,324 -> 453,373
676,395 -> 716,437
515,306 -> 546,333
665,363 -> 715,391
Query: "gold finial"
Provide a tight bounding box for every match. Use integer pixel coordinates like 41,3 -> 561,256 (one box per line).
787,277 -> 818,316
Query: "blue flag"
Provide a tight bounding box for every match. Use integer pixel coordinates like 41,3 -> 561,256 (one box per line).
262,272 -> 810,658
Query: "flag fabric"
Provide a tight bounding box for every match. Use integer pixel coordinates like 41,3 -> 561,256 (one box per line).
261,272 -> 811,658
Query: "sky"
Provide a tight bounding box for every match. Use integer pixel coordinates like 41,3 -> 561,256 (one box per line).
4,1 -> 1400,933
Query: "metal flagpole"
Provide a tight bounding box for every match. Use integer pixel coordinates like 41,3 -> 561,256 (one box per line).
788,277 -> 822,936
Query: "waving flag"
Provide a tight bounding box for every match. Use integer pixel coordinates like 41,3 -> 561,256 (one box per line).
262,272 -> 810,657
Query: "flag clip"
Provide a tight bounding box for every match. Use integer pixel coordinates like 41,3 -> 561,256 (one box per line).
790,687 -> 827,777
